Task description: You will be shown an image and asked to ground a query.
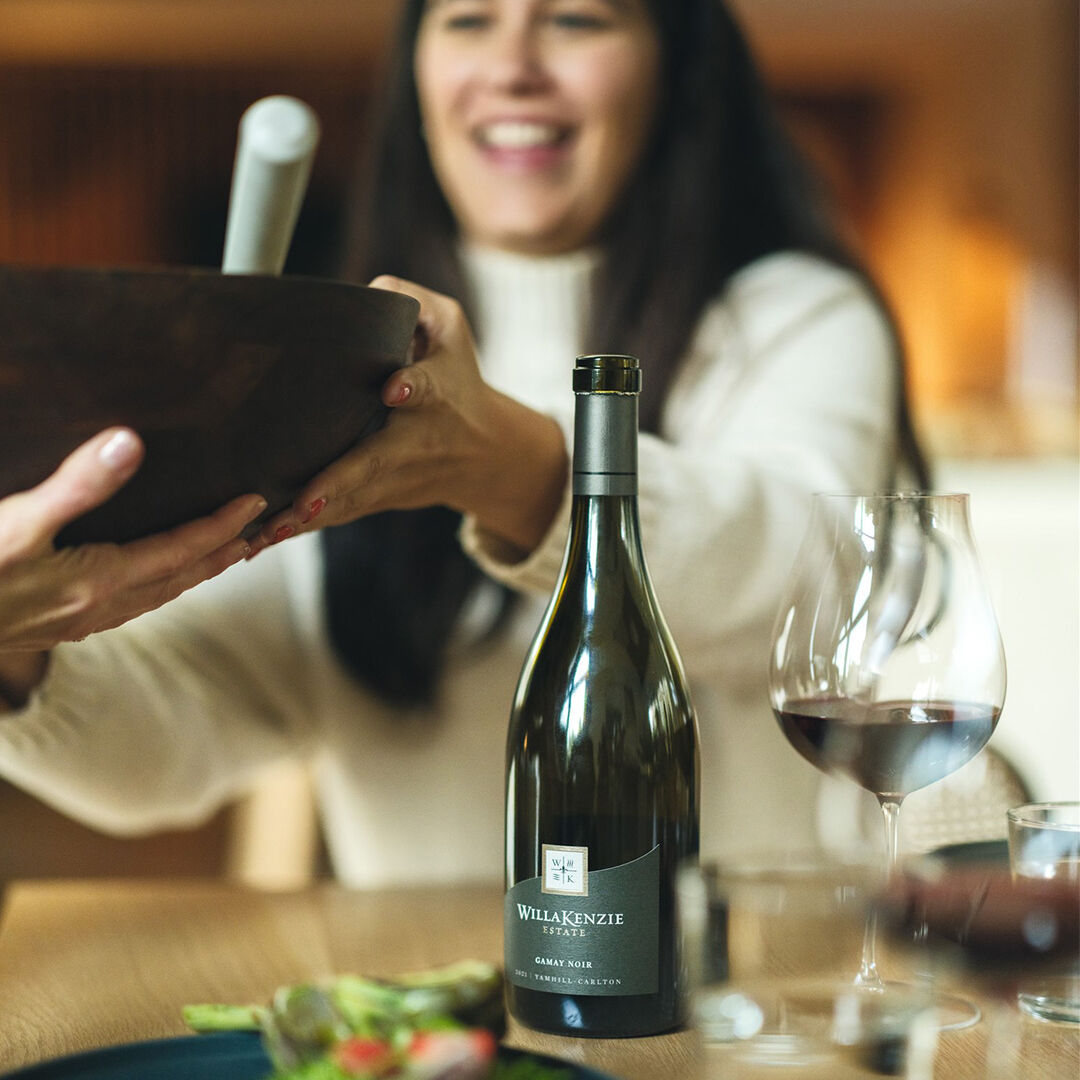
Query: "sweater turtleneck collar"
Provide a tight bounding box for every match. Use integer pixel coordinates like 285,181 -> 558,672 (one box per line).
459,244 -> 600,383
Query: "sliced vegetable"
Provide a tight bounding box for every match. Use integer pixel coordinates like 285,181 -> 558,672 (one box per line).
332,1035 -> 399,1077
402,1029 -> 497,1080
182,1002 -> 266,1032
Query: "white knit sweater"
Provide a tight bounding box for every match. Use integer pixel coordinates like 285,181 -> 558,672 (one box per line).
0,247 -> 897,886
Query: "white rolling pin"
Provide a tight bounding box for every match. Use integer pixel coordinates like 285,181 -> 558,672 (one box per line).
221,95 -> 321,275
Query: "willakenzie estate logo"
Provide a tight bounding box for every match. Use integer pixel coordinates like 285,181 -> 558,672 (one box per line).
542,844 -> 588,896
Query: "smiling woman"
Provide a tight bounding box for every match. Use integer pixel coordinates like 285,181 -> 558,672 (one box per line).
414,0 -> 661,255
0,0 -> 924,911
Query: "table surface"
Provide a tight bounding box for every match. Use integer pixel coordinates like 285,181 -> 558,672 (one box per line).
0,879 -> 1076,1079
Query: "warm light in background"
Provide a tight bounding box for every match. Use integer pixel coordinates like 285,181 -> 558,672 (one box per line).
733,0 -> 1078,457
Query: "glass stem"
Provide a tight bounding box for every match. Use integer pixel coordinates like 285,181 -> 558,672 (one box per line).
855,798 -> 904,992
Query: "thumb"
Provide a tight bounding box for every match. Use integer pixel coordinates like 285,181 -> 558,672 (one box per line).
23,427 -> 144,545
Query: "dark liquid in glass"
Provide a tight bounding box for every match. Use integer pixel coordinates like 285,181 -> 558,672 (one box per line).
775,698 -> 1000,799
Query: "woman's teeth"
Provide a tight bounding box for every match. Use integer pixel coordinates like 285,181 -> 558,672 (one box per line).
478,122 -> 565,149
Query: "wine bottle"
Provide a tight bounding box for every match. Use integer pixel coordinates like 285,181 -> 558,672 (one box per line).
504,354 -> 700,1038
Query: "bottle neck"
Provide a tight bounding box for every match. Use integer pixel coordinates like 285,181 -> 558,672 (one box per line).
566,492 -> 645,570
569,389 -> 645,571
572,391 -> 638,497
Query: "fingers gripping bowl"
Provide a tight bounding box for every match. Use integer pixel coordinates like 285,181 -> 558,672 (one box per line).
0,265 -> 419,544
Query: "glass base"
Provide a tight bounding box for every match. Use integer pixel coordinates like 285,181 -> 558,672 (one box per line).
1017,976 -> 1080,1025
697,977 -> 942,1078
848,980 -> 980,1033
930,990 -> 982,1031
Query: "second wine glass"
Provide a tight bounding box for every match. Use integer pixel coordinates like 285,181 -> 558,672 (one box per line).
768,493 -> 1007,1026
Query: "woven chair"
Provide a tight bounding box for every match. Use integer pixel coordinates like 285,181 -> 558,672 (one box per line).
898,747 -> 1032,854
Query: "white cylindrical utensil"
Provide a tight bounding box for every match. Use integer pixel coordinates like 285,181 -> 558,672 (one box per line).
221,95 -> 320,275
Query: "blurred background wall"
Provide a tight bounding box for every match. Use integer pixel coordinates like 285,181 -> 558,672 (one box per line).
0,0 -> 1075,884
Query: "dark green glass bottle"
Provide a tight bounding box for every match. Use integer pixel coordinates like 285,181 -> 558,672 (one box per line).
504,354 -> 700,1038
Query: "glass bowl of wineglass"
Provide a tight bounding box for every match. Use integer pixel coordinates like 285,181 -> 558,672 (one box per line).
768,493 -> 1006,1029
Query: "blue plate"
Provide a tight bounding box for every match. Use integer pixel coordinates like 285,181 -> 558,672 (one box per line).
0,1033 -> 267,1080
1,1032 -> 616,1079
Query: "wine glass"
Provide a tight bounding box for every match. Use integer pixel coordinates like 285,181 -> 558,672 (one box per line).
768,493 -> 1006,1029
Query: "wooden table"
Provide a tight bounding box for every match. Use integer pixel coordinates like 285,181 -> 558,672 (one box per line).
0,880 -> 1075,1078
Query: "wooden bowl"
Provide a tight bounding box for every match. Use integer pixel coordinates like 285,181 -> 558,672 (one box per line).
0,265 -> 419,544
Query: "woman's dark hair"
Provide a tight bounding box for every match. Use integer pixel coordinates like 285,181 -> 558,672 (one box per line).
322,0 -> 930,707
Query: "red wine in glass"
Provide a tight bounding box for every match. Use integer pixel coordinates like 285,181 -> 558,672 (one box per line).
775,698 -> 1001,800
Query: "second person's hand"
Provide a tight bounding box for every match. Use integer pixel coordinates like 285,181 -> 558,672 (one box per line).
0,427 -> 266,704
257,277 -> 568,556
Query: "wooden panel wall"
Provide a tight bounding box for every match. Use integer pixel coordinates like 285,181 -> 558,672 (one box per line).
0,63 -> 376,273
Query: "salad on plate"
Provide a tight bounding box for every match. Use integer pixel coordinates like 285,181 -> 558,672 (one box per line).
183,960 -> 572,1080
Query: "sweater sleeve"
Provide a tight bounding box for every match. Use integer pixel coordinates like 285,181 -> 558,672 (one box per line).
0,537 -> 323,835
460,254 -> 899,682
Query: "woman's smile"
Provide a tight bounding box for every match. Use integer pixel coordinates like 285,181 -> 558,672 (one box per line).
471,116 -> 575,171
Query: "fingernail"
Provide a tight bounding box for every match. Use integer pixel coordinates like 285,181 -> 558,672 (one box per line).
273,524 -> 295,544
303,497 -> 326,524
391,383 -> 412,405
247,496 -> 268,521
99,429 -> 139,469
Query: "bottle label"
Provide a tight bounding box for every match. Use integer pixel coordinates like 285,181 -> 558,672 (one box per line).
504,845 -> 659,996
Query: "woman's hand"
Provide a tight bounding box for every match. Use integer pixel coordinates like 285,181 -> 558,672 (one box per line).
0,427 -> 265,703
256,277 -> 568,555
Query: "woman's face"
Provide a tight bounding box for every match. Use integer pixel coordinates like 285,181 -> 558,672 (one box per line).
415,0 -> 661,256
